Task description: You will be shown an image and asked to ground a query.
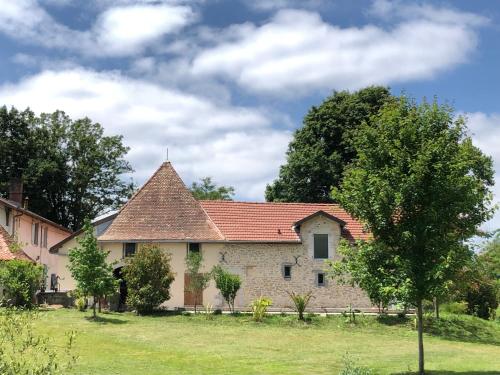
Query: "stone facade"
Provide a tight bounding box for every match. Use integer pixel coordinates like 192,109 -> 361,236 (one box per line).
218,214 -> 371,310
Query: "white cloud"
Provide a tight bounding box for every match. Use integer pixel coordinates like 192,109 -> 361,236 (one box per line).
244,0 -> 326,11
191,5 -> 487,96
0,0 -> 195,57
0,68 -> 291,200
466,112 -> 500,231
92,4 -> 195,55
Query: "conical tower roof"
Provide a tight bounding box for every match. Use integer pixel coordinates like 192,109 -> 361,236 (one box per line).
99,162 -> 224,242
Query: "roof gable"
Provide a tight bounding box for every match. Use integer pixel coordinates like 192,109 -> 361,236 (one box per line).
294,210 -> 347,228
99,162 -> 224,241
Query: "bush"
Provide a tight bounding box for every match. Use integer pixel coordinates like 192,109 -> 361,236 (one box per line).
287,291 -> 313,320
0,259 -> 43,308
122,244 -> 175,315
212,266 -> 241,313
338,353 -> 373,375
442,301 -> 467,315
465,278 -> 498,320
0,309 -> 77,374
250,296 -> 272,322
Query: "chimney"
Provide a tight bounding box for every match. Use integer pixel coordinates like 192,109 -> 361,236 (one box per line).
8,178 -> 23,205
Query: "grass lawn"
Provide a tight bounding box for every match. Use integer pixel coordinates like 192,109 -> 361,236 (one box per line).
32,309 -> 499,375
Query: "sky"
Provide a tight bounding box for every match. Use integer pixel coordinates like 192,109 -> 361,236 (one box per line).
0,0 -> 499,231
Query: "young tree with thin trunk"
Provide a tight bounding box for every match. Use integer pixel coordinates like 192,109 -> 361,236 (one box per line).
69,219 -> 117,318
331,97 -> 494,374
185,251 -> 211,313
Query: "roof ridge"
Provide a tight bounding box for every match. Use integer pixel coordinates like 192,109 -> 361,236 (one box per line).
200,200 -> 341,207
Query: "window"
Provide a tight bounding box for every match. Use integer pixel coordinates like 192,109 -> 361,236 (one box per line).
188,243 -> 200,254
283,264 -> 292,280
5,208 -> 10,227
316,272 -> 326,287
123,243 -> 136,257
31,222 -> 39,245
41,227 -> 48,248
313,234 -> 329,259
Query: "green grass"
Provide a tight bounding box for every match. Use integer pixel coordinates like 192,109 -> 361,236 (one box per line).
31,309 -> 499,375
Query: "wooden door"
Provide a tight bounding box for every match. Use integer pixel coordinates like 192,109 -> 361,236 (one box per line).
184,273 -> 203,307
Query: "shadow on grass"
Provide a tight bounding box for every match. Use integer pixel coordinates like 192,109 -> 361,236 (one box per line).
377,313 -> 499,346
423,315 -> 499,346
392,372 -> 500,375
377,314 -> 412,326
84,315 -> 127,324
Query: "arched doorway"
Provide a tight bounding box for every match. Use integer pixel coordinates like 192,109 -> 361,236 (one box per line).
113,267 -> 127,312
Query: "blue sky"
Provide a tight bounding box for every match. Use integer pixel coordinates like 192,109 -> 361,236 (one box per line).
0,0 -> 499,230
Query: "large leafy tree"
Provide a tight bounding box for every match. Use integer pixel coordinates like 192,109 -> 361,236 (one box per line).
0,107 -> 134,230
190,177 -> 235,200
331,97 -> 494,374
68,220 -> 118,318
266,86 -> 392,202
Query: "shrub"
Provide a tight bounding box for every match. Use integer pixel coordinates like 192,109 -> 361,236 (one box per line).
250,296 -> 272,322
212,266 -> 241,313
465,278 -> 499,320
122,244 -> 175,315
0,309 -> 77,374
338,353 -> 373,375
0,259 -> 43,308
442,301 -> 467,315
287,291 -> 313,320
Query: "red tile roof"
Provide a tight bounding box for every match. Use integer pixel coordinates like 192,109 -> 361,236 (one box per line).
0,226 -> 34,262
0,226 -> 15,261
200,201 -> 369,242
99,162 -> 224,241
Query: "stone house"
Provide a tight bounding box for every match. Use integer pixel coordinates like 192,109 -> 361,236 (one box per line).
51,162 -> 372,311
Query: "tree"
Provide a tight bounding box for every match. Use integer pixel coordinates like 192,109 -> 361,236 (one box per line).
190,177 -> 235,200
327,240 -> 408,314
68,220 -> 117,318
478,231 -> 500,285
331,97 -> 494,374
0,260 -> 43,308
122,244 -> 175,315
212,266 -> 241,313
266,86 -> 392,203
0,107 -> 134,231
185,251 -> 211,313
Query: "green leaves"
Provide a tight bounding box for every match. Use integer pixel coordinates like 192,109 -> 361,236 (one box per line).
122,244 -> 175,315
0,260 -> 43,308
266,86 -> 392,203
68,219 -> 118,316
190,177 -> 235,201
0,106 -> 134,231
212,265 -> 241,313
334,96 -> 494,304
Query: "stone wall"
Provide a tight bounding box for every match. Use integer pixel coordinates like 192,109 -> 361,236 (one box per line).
221,215 -> 371,310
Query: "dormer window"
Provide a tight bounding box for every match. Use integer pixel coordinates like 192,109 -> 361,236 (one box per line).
313,234 -> 329,259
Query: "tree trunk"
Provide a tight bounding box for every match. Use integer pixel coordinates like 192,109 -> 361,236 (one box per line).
417,299 -> 425,375
92,295 -> 97,319
98,298 -> 102,313
433,297 -> 439,319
